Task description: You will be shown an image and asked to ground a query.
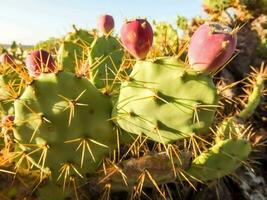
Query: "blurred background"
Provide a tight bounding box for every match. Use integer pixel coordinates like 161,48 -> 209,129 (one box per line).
0,0 -> 203,45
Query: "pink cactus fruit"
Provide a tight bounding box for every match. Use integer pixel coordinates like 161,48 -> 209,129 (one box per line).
120,19 -> 153,59
0,53 -> 14,66
1,115 -> 15,126
188,23 -> 237,72
25,50 -> 56,77
97,14 -> 115,35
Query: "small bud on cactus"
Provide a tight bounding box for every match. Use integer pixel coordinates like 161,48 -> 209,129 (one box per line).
97,14 -> 115,35
1,115 -> 14,125
188,23 -> 237,72
120,19 -> 153,59
25,50 -> 56,77
0,53 -> 14,66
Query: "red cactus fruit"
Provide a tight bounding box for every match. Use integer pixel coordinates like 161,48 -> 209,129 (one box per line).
25,50 -> 56,77
97,14 -> 115,35
1,115 -> 14,125
120,19 -> 153,59
188,23 -> 237,72
0,53 -> 14,66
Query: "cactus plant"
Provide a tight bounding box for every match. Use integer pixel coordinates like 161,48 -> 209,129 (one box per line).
88,35 -> 124,92
13,71 -> 115,182
112,57 -> 218,144
0,3 -> 267,198
186,138 -> 251,181
57,26 -> 95,74
0,61 -> 25,117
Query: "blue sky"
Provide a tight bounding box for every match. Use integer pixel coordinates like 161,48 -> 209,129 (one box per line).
0,0 -> 203,45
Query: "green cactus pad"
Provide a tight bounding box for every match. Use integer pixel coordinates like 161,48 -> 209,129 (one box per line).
238,75 -> 265,120
57,42 -> 85,73
0,75 -> 11,100
217,74 -> 266,140
36,182 -> 71,200
186,139 -> 251,181
112,57 -> 218,144
57,27 -> 94,73
0,101 -> 14,117
65,27 -> 94,45
89,36 -> 124,90
0,72 -> 21,100
0,72 -> 22,116
14,71 -> 115,180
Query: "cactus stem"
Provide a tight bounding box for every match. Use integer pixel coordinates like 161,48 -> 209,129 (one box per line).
237,65 -> 266,120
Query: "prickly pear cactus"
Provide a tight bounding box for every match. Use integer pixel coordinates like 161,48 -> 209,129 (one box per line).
0,74 -> 13,101
186,139 -> 251,181
257,38 -> 267,57
13,71 -> 115,181
35,182 -> 71,200
0,76 -> 15,117
57,26 -> 95,73
88,35 -> 124,91
1,9 -> 266,199
112,57 -> 218,144
0,62 -> 24,117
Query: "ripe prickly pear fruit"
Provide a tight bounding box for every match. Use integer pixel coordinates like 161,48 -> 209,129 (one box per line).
120,19 -> 153,59
1,115 -> 14,124
0,53 -> 14,66
188,23 -> 237,72
97,14 -> 115,35
25,50 -> 56,77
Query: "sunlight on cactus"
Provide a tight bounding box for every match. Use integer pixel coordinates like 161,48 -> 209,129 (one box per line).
0,2 -> 267,200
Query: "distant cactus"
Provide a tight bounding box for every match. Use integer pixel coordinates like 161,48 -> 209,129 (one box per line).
203,0 -> 233,13
150,21 -> 179,56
